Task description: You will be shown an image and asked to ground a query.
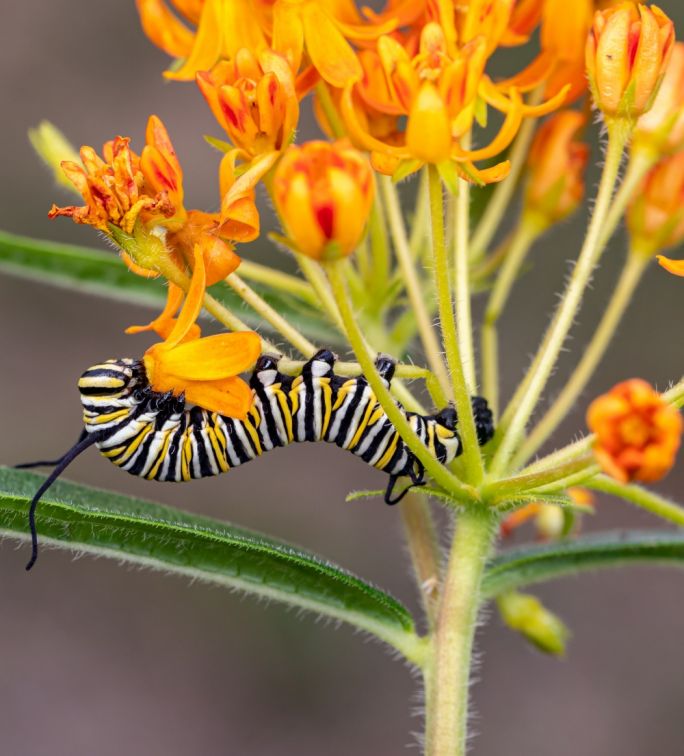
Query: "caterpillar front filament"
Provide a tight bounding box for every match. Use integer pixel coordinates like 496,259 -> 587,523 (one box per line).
21,349 -> 494,569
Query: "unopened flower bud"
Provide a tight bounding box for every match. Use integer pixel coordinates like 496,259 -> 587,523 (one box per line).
498,592 -> 569,656
586,3 -> 674,121
633,42 -> 684,157
627,152 -> 684,256
273,141 -> 374,262
524,110 -> 589,227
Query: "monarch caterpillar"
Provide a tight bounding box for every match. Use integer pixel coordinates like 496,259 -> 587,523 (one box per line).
20,349 -> 494,569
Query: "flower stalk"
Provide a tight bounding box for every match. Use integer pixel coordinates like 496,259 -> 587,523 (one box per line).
428,164 -> 484,485
490,119 -> 632,477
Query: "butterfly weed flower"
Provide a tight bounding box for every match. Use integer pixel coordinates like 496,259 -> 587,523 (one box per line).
633,41 -> 684,158
586,2 -> 675,123
272,140 -> 374,261
587,379 -> 683,483
524,110 -> 589,229
627,151 -> 684,257
142,245 -> 261,418
196,48 -> 299,159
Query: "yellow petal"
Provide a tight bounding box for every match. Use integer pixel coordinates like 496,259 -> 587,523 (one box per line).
159,331 -> 261,380
183,375 -> 254,418
657,255 -> 684,276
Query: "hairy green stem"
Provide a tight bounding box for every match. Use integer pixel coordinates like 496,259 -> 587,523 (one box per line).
327,259 -> 476,502
481,217 -> 542,416
381,174 -> 451,402
400,492 -> 443,627
490,120 -> 631,477
514,251 -> 648,467
425,506 -> 497,756
428,165 -> 484,484
237,260 -> 318,305
454,169 -> 476,390
470,86 -> 544,260
589,475 -> 684,528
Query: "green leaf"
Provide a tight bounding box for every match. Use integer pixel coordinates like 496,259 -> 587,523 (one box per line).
0,467 -> 423,662
0,229 -> 342,345
482,530 -> 684,598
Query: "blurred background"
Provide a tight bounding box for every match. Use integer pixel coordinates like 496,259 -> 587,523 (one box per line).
1,2 -> 683,754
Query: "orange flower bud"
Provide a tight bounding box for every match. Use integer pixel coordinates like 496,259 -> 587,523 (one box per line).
524,110 -> 589,226
586,3 -> 674,120
587,379 -> 682,483
627,152 -> 684,255
273,141 -> 374,262
633,42 -> 684,156
196,49 -> 298,157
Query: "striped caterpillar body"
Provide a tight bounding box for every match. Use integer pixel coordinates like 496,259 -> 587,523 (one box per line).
21,349 -> 494,569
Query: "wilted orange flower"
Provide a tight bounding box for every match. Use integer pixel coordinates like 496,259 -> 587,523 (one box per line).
196,48 -> 298,158
633,42 -> 684,156
586,2 -> 675,120
142,245 -> 261,418
273,140 -> 374,261
627,152 -> 684,256
48,115 -> 186,235
525,110 -> 589,227
342,21 -> 565,181
587,379 -> 682,483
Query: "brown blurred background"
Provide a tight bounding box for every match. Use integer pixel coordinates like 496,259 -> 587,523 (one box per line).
1,3 -> 683,755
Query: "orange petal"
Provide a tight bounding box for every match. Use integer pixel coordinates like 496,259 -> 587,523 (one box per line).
657,255 -> 684,276
166,244 -> 206,348
135,0 -> 194,58
125,283 -> 184,335
301,3 -> 362,88
159,331 -> 262,380
183,375 -> 254,418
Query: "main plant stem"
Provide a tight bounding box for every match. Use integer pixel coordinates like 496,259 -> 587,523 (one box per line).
428,165 -> 484,484
425,506 -> 497,756
490,120 -> 630,477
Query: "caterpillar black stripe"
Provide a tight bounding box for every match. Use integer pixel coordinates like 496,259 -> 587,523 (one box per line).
19,349 -> 494,569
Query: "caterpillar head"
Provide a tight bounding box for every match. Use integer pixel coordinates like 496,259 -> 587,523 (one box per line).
78,359 -> 145,401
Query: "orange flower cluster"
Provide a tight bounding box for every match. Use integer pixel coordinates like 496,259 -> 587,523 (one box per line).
587,379 -> 682,483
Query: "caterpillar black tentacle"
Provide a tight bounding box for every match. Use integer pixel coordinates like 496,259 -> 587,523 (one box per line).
22,349 -> 494,569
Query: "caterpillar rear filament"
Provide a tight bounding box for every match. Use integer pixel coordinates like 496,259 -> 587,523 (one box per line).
20,349 -> 494,569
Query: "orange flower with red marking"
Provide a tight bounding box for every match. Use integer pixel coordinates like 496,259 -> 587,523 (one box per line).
525,110 -> 589,227
142,246 -> 261,418
586,2 -> 675,120
341,21 -> 566,181
197,49 -> 298,158
273,140 -> 374,261
48,115 -> 185,235
587,379 -> 682,483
